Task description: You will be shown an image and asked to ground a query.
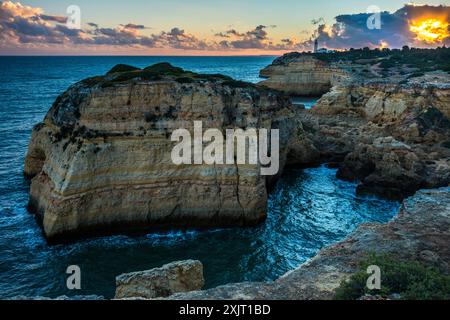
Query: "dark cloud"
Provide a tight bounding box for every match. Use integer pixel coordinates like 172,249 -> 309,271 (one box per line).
121,23 -> 147,30
1,1 -> 449,52
39,14 -> 67,23
215,29 -> 244,38
308,4 -> 450,49
218,25 -> 286,50
0,1 -> 217,50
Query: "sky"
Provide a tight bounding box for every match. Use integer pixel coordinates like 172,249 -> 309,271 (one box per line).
1,0 -> 450,55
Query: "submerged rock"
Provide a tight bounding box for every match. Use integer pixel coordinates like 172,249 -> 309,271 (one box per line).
24,63 -> 316,240
115,260 -> 204,299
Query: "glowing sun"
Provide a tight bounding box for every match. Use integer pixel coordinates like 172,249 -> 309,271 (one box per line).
409,18 -> 450,43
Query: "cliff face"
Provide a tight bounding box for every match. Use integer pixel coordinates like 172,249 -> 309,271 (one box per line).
259,54 -> 349,96
25,63 -> 317,240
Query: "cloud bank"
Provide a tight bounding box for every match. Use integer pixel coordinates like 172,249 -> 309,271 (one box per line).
310,4 -> 450,49
0,1 -> 449,54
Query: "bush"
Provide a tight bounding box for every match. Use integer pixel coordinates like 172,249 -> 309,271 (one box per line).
89,62 -> 258,88
143,62 -> 185,76
107,64 -> 141,74
334,254 -> 450,300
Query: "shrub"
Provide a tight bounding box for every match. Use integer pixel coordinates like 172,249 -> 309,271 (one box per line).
143,62 -> 185,76
334,254 -> 450,300
107,64 -> 141,74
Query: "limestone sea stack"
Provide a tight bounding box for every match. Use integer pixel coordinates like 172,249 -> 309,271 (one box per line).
259,53 -> 349,96
24,63 -> 316,241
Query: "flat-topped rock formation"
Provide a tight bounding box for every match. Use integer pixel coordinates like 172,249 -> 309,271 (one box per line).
259,54 -> 350,96
24,63 -> 318,241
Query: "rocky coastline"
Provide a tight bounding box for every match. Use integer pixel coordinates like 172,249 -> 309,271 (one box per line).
24,62 -> 318,241
23,52 -> 450,299
261,52 -> 450,200
163,186 -> 450,300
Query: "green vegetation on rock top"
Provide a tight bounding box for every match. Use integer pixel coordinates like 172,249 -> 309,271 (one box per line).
314,47 -> 450,73
90,62 -> 259,89
143,62 -> 185,75
275,47 -> 450,76
106,64 -> 141,74
334,253 -> 450,300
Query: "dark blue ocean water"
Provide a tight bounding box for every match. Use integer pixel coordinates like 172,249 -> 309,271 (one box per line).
0,56 -> 399,299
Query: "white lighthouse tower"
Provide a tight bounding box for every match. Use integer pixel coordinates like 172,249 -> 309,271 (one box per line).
314,38 -> 318,53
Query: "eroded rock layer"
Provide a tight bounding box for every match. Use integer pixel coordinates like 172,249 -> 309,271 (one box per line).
25,63 -> 316,240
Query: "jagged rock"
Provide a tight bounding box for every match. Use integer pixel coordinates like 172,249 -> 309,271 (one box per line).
291,67 -> 450,199
24,63 -> 317,240
115,260 -> 204,299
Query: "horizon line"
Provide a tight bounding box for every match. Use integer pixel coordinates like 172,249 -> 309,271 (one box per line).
0,54 -> 282,57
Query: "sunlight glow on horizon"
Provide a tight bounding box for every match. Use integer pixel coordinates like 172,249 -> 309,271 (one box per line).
2,0 -> 449,55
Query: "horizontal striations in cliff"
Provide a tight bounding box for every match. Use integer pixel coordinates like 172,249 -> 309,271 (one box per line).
259,55 -> 350,96
24,63 -> 315,241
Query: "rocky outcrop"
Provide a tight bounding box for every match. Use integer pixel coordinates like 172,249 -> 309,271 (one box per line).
115,260 -> 204,299
303,80 -> 450,199
25,63 -> 317,240
164,187 -> 450,300
259,54 -> 349,96
259,52 -> 447,199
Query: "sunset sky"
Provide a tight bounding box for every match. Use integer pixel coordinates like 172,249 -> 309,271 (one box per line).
1,0 -> 449,55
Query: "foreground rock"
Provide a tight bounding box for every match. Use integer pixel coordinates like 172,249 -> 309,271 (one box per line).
165,187 -> 450,300
25,63 -> 317,240
115,260 -> 204,299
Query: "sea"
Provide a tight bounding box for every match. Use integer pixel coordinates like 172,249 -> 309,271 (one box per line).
0,56 -> 400,298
